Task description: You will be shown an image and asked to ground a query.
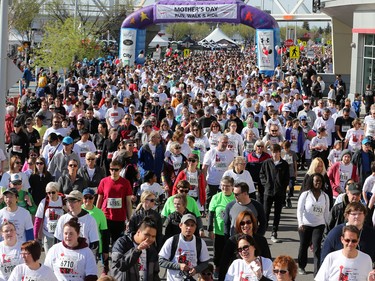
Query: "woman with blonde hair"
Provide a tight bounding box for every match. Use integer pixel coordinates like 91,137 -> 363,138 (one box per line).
127,191 -> 163,251
300,157 -> 333,208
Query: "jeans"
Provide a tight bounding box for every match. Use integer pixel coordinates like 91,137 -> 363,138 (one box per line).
263,194 -> 284,233
107,219 -> 125,245
298,224 -> 325,276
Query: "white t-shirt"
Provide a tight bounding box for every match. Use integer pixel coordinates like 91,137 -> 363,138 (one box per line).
43,127 -> 69,141
0,172 -> 30,191
0,241 -> 23,281
225,257 -> 276,281
35,197 -> 65,238
364,115 -> 375,137
345,128 -> 364,152
297,190 -> 330,227
226,132 -> 244,157
9,263 -> 57,281
185,135 -> 210,163
364,175 -> 375,194
105,107 -> 126,129
73,140 -> 96,166
328,149 -> 341,165
315,250 -> 372,281
303,139 -> 312,160
0,207 -> 33,243
42,144 -> 63,165
159,234 -> 210,281
310,136 -> 328,152
223,170 -> 256,193
203,149 -> 235,185
44,242 -> 97,281
206,131 -> 222,149
54,212 -> 99,244
339,163 -> 353,193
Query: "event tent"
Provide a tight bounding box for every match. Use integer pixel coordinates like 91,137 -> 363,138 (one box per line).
198,26 -> 238,48
148,34 -> 169,48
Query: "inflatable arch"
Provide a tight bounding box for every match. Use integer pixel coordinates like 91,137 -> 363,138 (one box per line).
120,0 -> 280,76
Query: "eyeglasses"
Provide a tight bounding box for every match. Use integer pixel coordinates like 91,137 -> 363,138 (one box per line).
343,238 -> 358,244
84,196 -> 94,200
188,159 -> 197,163
256,145 -> 264,148
237,245 -> 250,253
86,158 -> 95,161
47,191 -> 56,195
240,220 -> 252,226
234,192 -> 243,197
20,252 -> 31,256
110,168 -> 120,172
273,269 -> 288,274
271,130 -> 278,132
174,146 -> 181,149
124,118 -> 131,120
145,198 -> 156,203
201,272 -> 212,276
179,189 -> 189,193
36,162 -> 44,165
68,164 -> 78,167
67,199 -> 80,203
192,129 -> 199,132
349,212 -> 363,217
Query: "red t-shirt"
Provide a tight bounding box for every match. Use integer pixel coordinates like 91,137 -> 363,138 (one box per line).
97,176 -> 132,221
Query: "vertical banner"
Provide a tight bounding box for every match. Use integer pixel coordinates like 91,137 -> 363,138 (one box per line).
120,28 -> 137,66
256,29 -> 275,74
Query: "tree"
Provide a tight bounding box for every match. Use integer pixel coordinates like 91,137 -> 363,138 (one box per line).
317,27 -> 324,35
9,0 -> 42,41
166,23 -> 194,41
324,22 -> 332,35
33,18 -> 103,70
302,21 -> 310,31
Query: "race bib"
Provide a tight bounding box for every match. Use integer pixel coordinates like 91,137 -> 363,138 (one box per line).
340,172 -> 349,182
284,155 -> 293,165
0,258 -> 18,276
312,203 -> 323,217
13,145 -> 22,153
173,162 -> 182,170
59,255 -> 77,274
188,190 -> 198,198
342,125 -> 350,132
47,220 -> 58,233
111,112 -> 119,117
80,152 -> 87,158
107,198 -> 122,209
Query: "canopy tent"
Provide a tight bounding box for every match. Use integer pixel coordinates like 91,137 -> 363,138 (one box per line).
148,34 -> 169,48
198,26 -> 238,48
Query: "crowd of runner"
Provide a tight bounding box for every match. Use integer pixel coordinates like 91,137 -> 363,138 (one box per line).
1,47 -> 375,280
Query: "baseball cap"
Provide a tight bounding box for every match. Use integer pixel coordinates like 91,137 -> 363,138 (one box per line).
3,187 -> 18,197
181,214 -> 197,224
228,109 -> 237,115
347,183 -> 361,194
303,99 -> 311,104
362,138 -> 371,145
66,190 -> 83,201
13,120 -> 22,127
10,174 -> 22,185
62,136 -> 74,145
266,102 -> 274,107
282,106 -> 291,112
299,115 -> 307,121
82,188 -> 95,196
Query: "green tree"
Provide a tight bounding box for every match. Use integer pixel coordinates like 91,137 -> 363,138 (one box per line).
302,21 -> 310,31
324,22 -> 332,35
9,0 -> 42,41
34,18 -> 103,69
166,23 -> 193,41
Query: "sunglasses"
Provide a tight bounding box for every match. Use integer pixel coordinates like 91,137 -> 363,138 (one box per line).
271,130 -> 278,132
86,158 -> 95,161
67,199 -> 80,203
36,162 -> 44,165
47,191 -> 56,195
174,146 -> 181,149
234,192 -> 243,197
273,269 -> 288,274
145,198 -> 156,203
201,272 -> 212,276
240,220 -> 252,226
179,189 -> 189,193
188,159 -> 197,163
237,245 -> 250,253
68,164 -> 78,167
84,196 -> 94,200
343,238 -> 358,244
110,168 -> 120,172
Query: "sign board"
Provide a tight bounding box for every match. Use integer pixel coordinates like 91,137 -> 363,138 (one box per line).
327,40 -> 332,45
307,50 -> 314,59
183,49 -> 190,58
120,28 -> 137,66
284,39 -> 294,47
256,29 -> 275,72
289,46 -> 300,59
155,4 -> 237,20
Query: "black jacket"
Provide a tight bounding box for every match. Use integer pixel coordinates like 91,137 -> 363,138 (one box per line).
259,158 -> 289,197
77,165 -> 105,189
111,234 -> 160,281
352,149 -> 375,185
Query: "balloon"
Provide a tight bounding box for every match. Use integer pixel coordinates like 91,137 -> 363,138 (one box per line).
275,45 -> 279,51
300,45 -> 305,51
277,49 -> 281,55
268,49 -> 272,54
263,49 -> 269,55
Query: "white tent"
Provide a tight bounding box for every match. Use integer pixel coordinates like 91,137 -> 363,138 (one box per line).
198,27 -> 238,48
148,34 -> 169,48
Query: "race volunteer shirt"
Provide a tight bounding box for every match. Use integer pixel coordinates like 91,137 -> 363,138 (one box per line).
54,212 -> 99,244
0,207 -> 33,243
35,197 -> 65,238
208,192 -> 235,235
73,140 -> 96,166
97,176 -> 132,221
0,241 -> 23,281
339,163 -> 353,193
9,263 -> 58,281
203,149 -> 235,185
44,242 -> 97,281
364,115 -> 375,137
159,234 -> 210,281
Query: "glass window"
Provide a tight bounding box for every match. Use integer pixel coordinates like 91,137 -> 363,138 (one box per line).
365,34 -> 374,46
364,47 -> 373,58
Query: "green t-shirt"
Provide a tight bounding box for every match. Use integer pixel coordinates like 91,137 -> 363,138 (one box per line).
82,205 -> 108,253
209,192 -> 235,235
161,195 -> 201,218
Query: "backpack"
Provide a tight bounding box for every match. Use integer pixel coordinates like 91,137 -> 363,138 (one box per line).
169,234 -> 202,263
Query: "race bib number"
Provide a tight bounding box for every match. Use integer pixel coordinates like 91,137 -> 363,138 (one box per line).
340,172 -> 349,182
312,203 -> 323,216
80,152 -> 87,158
59,255 -> 76,274
187,174 -> 198,186
284,155 -> 293,165
188,190 -> 198,198
173,162 -> 182,170
111,112 -> 119,117
13,145 -> 22,153
0,259 -> 17,275
47,220 -> 58,233
107,198 -> 122,209
342,125 -> 350,132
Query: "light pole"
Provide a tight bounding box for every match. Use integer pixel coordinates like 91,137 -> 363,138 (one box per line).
0,0 -> 9,149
